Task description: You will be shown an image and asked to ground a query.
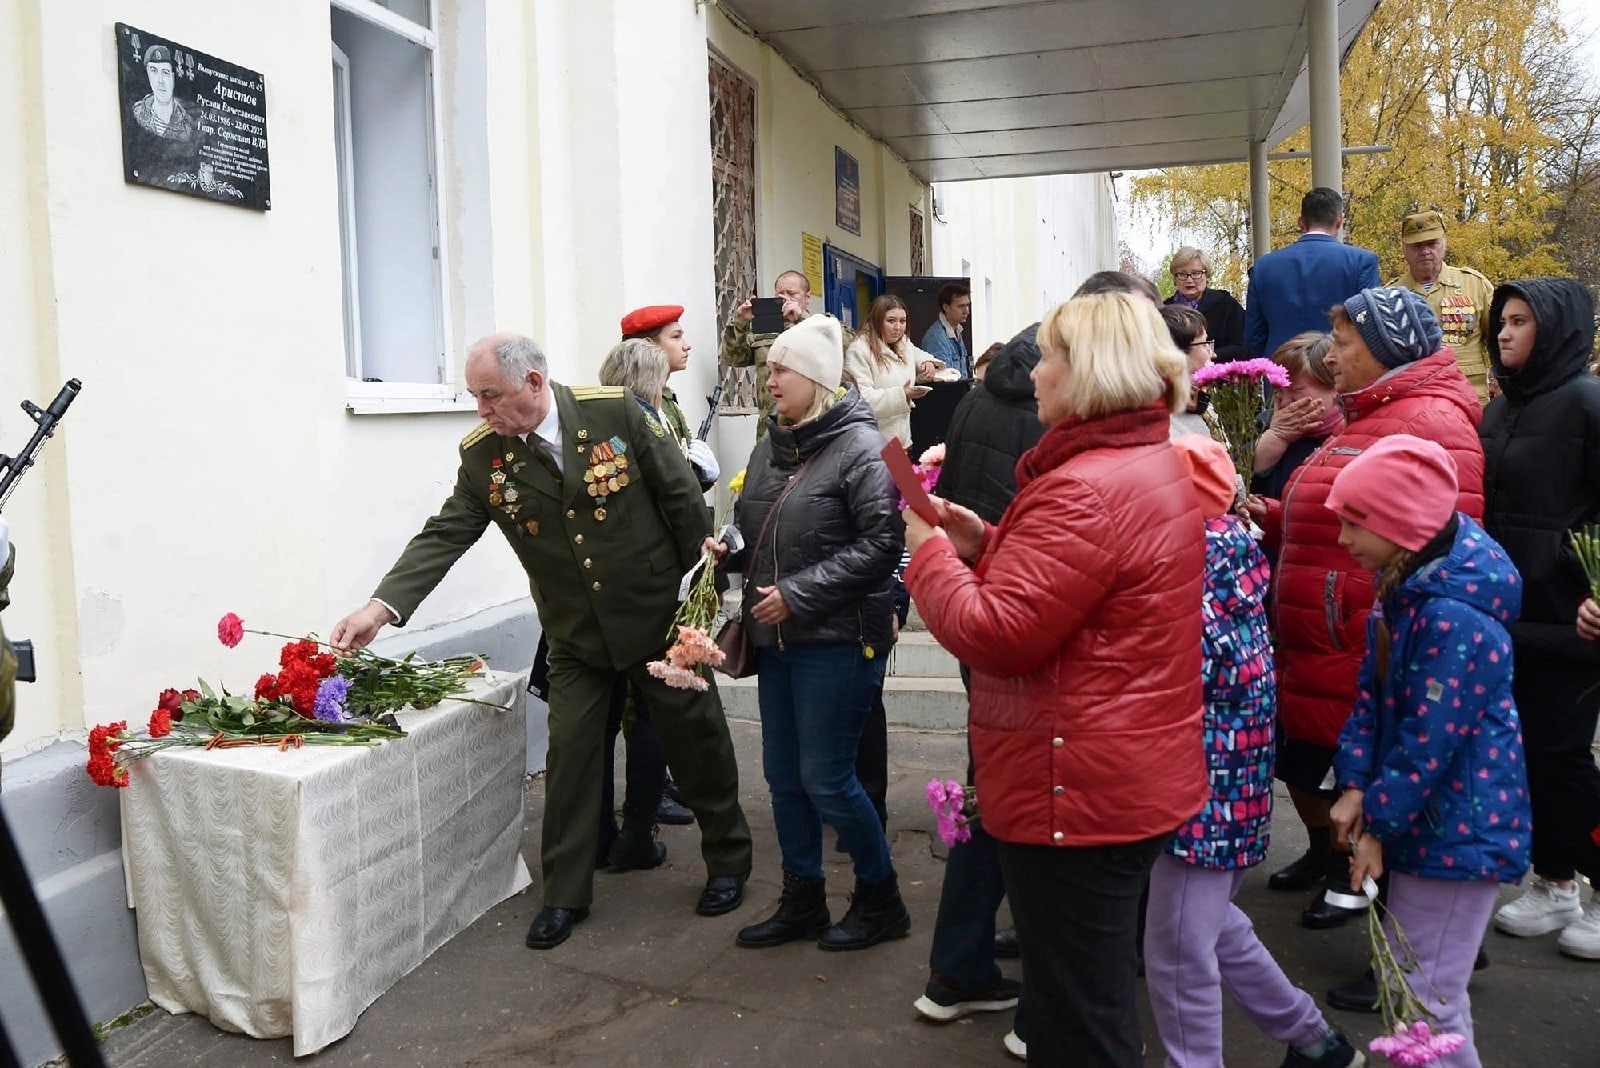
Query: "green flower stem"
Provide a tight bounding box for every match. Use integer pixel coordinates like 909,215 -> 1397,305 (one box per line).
1571,524 -> 1600,599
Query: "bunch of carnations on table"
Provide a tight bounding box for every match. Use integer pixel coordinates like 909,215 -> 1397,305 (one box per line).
1356,878 -> 1467,1065
84,613 -> 498,788
925,778 -> 977,847
646,470 -> 747,691
1189,358 -> 1292,488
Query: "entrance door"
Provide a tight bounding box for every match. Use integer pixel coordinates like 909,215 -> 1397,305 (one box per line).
822,243 -> 884,332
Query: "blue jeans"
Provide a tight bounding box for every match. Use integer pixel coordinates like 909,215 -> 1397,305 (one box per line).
758,643 -> 894,884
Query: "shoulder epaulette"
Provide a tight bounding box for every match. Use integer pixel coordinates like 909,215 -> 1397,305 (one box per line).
460,422 -> 494,449
1457,265 -> 1494,286
570,386 -> 626,401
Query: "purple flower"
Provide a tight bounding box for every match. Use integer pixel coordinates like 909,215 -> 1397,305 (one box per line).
925,779 -> 949,809
313,675 -> 351,722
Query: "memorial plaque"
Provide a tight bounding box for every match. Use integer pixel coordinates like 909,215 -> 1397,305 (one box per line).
115,23 -> 271,210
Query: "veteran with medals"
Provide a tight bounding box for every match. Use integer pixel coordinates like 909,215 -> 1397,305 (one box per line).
1389,209 -> 1497,403
331,333 -> 753,950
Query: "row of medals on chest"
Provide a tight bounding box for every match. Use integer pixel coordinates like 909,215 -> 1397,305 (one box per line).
488,435 -> 630,530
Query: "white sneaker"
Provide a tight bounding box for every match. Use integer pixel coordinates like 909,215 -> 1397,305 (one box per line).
1494,876 -> 1582,937
1557,895 -> 1600,959
1003,1031 -> 1026,1061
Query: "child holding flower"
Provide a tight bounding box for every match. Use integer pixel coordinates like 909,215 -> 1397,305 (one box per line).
1328,435 -> 1531,1067
1144,437 -> 1361,1068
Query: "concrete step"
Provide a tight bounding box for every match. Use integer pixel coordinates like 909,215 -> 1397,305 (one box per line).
888,630 -> 960,678
718,673 -> 968,730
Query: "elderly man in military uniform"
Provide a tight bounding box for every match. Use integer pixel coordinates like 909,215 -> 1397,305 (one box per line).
1388,209 -> 1497,402
719,270 -> 852,425
331,333 -> 752,950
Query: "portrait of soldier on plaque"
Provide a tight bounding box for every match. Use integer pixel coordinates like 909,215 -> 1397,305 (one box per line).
131,45 -> 197,143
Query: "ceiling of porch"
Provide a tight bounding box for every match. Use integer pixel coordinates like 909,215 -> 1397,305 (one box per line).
716,0 -> 1380,182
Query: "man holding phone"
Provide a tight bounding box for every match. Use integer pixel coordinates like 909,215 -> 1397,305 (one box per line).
720,270 -> 853,427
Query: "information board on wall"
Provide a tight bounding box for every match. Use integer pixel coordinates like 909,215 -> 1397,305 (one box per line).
115,23 -> 272,210
834,147 -> 860,235
801,232 -> 824,295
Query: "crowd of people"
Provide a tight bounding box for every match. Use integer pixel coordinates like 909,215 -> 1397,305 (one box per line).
325,193 -> 1600,1067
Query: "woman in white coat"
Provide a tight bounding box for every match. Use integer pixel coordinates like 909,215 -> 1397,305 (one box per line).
844,294 -> 941,446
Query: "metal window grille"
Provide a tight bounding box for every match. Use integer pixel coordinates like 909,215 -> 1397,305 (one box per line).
709,52 -> 758,413
909,206 -> 926,275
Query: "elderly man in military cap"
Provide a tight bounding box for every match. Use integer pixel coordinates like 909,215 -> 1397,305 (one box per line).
131,45 -> 196,142
331,333 -> 753,951
1389,209 -> 1497,401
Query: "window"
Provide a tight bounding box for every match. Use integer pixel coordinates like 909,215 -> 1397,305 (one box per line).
709,51 -> 758,414
909,205 -> 925,275
331,0 -> 449,392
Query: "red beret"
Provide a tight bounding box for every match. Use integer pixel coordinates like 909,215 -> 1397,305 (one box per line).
620,305 -> 684,338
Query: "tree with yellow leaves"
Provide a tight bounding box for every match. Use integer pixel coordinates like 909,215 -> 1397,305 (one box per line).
1132,0 -> 1594,297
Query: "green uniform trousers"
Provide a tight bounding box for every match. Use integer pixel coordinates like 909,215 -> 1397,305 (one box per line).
542,642 -> 752,908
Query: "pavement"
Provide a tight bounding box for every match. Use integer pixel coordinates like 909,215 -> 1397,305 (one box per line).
97,716 -> 1599,1067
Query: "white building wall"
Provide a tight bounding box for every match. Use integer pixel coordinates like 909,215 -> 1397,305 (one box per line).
930,173 -> 1119,346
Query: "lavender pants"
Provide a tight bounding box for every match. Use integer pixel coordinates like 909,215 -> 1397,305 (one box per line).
1144,854 -> 1330,1066
1383,873 -> 1499,1068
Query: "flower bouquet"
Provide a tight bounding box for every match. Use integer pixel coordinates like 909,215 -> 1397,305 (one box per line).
895,443 -> 945,514
1189,358 -> 1291,488
925,778 -> 978,847
646,471 -> 745,690
85,614 -> 498,788
1357,878 -> 1468,1065
1570,523 -> 1600,599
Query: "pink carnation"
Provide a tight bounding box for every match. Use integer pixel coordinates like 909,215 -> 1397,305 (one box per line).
1369,1021 -> 1466,1065
666,625 -> 725,669
1191,357 -> 1292,390
217,612 -> 245,648
646,660 -> 710,691
918,443 -> 946,467
925,779 -> 949,808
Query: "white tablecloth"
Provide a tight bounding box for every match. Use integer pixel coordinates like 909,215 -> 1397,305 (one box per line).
120,671 -> 533,1056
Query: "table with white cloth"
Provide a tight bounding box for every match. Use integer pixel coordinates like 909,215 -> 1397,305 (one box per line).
120,670 -> 533,1056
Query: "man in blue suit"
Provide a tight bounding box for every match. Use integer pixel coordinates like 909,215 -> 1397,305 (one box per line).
1244,187 -> 1381,357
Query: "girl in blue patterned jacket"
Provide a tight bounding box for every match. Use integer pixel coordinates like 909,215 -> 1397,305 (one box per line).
1145,437 -> 1361,1068
1328,435 -> 1530,1068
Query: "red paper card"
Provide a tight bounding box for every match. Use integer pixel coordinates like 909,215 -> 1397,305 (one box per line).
880,439 -> 940,526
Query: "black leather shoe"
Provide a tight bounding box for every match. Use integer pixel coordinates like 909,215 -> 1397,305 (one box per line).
1300,894 -> 1367,930
656,792 -> 695,826
1267,842 -> 1330,892
994,926 -> 1021,959
525,906 -> 590,950
1325,967 -> 1379,1013
736,871 -> 829,948
606,825 -> 667,872
696,872 -> 748,916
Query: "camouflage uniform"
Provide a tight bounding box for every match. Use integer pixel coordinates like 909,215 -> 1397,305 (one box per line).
719,312 -> 854,429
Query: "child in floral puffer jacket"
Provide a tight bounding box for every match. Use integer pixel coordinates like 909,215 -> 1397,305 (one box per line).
1329,435 -> 1531,1068
1144,437 -> 1362,1068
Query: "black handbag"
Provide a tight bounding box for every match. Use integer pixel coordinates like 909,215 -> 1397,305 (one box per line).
712,456 -> 814,679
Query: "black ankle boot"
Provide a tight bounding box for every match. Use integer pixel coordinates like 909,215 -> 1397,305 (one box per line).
606,819 -> 666,872
1301,852 -> 1369,929
817,875 -> 912,951
1268,833 -> 1331,892
736,871 -> 830,948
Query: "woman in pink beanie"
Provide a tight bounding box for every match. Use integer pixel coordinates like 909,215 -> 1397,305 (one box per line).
1327,434 -> 1530,1067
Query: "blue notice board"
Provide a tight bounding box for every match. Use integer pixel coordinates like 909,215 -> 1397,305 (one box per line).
834,147 -> 861,235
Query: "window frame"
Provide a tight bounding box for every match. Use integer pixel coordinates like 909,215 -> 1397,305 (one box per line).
332,0 -> 465,412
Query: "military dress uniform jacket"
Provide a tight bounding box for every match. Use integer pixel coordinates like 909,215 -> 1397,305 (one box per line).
372,383 -> 711,671
1390,263 -> 1496,401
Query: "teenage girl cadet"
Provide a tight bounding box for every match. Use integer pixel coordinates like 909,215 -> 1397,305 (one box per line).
1328,435 -> 1531,1068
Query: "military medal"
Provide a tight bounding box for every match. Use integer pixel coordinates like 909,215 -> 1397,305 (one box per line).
525,520 -> 540,536
594,507 -> 607,521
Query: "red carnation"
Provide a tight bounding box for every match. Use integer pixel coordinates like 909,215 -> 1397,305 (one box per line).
254,673 -> 281,701
148,708 -> 173,738
157,688 -> 184,713
218,613 -> 245,648
85,722 -> 130,788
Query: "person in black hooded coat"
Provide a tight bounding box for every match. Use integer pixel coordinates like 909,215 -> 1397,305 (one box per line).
933,323 -> 1047,524
1478,277 -> 1600,959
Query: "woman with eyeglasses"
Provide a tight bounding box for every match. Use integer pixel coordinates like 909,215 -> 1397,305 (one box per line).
1165,247 -> 1246,362
1161,305 -> 1227,444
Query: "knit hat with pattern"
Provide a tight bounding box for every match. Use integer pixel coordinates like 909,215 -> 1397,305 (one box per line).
1341,286 -> 1443,369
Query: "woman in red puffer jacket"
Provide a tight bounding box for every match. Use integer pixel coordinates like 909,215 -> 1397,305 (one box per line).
905,291 -> 1207,1068
1246,286 -> 1484,931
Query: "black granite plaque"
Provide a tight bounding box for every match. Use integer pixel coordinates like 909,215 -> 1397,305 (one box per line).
115,23 -> 271,210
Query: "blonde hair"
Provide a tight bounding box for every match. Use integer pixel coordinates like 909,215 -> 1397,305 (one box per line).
1036,292 -> 1189,419
1272,331 -> 1336,387
598,338 -> 669,404
1170,246 -> 1211,276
